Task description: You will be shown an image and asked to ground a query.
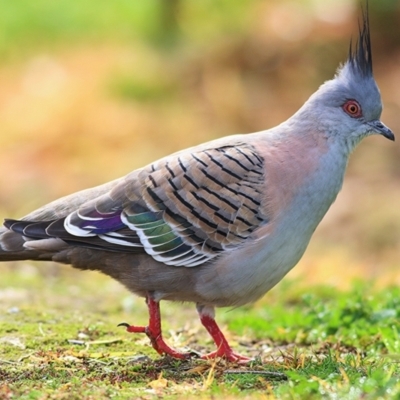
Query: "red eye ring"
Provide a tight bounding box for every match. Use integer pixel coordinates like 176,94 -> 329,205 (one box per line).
342,100 -> 362,118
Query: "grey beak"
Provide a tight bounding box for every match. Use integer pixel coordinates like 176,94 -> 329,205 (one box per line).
369,120 -> 395,141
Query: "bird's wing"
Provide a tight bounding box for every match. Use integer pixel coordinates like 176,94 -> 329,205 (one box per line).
5,142 -> 269,267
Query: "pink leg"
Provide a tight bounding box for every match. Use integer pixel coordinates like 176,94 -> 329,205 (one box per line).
197,305 -> 252,363
118,295 -> 193,359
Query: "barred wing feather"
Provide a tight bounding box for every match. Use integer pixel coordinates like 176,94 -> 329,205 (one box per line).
7,143 -> 269,267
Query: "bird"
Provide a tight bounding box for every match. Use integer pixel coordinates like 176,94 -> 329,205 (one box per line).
0,5 -> 394,363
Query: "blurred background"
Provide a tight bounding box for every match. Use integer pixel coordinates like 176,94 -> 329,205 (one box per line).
0,0 -> 399,288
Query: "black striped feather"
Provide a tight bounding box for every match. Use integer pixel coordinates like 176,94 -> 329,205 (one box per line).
6,143 -> 269,267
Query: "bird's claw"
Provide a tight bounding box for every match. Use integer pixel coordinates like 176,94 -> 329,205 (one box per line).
118,322 -> 146,333
118,320 -> 194,359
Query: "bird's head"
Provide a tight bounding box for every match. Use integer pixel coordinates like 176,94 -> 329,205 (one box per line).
299,5 -> 394,151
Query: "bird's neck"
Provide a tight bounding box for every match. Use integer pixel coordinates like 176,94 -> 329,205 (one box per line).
255,118 -> 349,228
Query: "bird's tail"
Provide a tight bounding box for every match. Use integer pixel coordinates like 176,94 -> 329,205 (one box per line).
0,228 -> 50,262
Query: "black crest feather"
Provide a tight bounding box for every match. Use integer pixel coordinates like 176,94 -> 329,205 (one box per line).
347,3 -> 373,78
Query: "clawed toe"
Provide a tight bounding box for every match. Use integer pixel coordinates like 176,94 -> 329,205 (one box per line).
201,349 -> 252,363
118,319 -> 193,360
118,322 -> 146,333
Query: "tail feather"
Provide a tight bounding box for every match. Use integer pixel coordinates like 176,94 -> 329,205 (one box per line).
0,228 -> 52,262
0,229 -> 25,251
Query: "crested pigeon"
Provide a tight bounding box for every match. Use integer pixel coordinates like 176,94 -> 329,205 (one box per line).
0,7 -> 394,362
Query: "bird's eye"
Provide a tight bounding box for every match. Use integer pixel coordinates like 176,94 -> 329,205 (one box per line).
342,100 -> 362,118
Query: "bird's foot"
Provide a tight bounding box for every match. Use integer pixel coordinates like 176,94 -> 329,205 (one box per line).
201,347 -> 253,363
197,306 -> 252,363
118,296 -> 196,359
118,321 -> 195,360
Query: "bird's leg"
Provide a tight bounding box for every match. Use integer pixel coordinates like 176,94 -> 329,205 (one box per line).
118,295 -> 194,359
197,304 -> 252,363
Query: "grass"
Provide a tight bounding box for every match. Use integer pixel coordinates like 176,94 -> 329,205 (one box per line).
0,264 -> 399,399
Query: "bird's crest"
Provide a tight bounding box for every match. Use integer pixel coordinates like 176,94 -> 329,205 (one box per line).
347,3 -> 373,79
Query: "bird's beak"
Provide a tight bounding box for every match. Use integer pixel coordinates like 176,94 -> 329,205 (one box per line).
369,120 -> 395,141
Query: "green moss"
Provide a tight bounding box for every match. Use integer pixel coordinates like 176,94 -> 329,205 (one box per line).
0,265 -> 399,398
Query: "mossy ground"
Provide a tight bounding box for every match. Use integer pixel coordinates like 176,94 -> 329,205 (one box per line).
0,264 -> 399,399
